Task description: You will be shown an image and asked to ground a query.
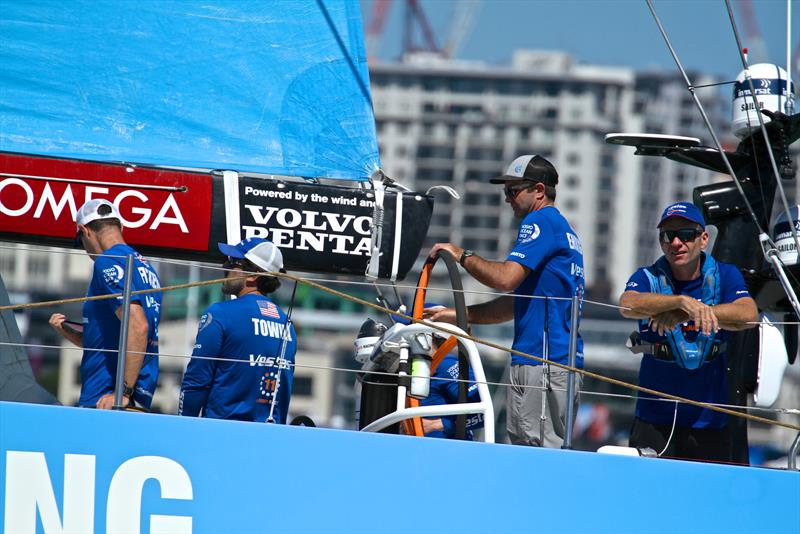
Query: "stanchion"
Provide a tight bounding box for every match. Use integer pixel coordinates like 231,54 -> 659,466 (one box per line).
113,254 -> 135,410
562,293 -> 580,449
789,431 -> 800,471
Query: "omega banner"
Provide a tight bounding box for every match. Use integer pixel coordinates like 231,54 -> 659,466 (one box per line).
0,153 -> 433,279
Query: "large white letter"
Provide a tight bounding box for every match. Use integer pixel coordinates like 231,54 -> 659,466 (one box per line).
114,189 -> 150,228
4,451 -> 96,534
0,178 -> 34,216
106,456 -> 193,534
149,194 -> 189,233
33,183 -> 77,220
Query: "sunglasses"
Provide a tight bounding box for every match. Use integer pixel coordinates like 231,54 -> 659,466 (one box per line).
222,257 -> 247,270
659,229 -> 702,244
503,182 -> 534,199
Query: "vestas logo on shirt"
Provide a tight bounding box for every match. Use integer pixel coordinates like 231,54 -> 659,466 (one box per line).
626,281 -> 638,289
102,265 -> 124,284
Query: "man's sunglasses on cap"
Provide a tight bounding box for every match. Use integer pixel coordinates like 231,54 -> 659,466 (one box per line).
659,228 -> 702,244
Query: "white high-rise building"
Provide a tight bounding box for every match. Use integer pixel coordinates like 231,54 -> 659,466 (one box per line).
370,51 -> 731,304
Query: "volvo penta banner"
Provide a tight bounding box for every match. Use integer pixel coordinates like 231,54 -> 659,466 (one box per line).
0,153 -> 433,279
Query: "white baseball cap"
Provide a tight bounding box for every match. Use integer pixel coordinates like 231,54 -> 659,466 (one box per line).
75,199 -> 122,227
218,238 -> 285,273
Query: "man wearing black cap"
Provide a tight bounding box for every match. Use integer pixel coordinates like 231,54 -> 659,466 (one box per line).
179,237 -> 297,423
49,198 -> 162,410
619,202 -> 757,461
427,154 -> 585,448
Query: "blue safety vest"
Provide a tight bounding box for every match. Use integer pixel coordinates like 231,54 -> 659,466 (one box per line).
640,253 -> 721,370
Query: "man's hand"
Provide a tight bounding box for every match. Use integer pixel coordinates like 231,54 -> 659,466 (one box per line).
649,310 -> 690,336
421,418 -> 444,434
49,313 -> 67,333
49,313 -> 83,347
96,392 -> 130,410
423,306 -> 457,325
678,295 -> 718,335
429,243 -> 464,263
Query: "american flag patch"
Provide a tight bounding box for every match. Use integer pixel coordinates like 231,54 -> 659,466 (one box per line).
258,300 -> 280,318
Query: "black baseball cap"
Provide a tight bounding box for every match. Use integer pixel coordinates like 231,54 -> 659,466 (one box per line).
490,154 -> 559,186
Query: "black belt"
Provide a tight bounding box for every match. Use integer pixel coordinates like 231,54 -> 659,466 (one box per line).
626,331 -> 725,363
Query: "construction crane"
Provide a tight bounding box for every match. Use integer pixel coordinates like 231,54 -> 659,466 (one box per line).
365,0 -> 439,60
443,0 -> 481,59
365,0 -> 480,60
735,0 -> 770,64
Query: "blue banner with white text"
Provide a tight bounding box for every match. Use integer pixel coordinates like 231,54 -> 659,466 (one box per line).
1,402 -> 798,533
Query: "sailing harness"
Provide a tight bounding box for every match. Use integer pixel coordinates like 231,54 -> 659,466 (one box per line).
626,253 -> 725,370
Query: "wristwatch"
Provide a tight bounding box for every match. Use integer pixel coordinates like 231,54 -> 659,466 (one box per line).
459,249 -> 475,267
122,383 -> 135,400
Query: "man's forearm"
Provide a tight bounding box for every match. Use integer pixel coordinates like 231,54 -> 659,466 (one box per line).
714,298 -> 758,330
117,305 -> 149,390
464,256 -> 514,291
619,291 -> 685,319
468,295 -> 514,324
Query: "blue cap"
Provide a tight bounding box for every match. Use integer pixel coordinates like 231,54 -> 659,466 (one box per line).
657,202 -> 705,229
218,237 -> 265,258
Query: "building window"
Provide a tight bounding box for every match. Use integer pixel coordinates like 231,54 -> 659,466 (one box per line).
567,153 -> 580,165
566,175 -> 579,188
294,376 -> 313,397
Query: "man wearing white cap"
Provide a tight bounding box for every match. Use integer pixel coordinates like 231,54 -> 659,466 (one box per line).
427,154 -> 585,448
49,199 -> 162,410
179,237 -> 297,423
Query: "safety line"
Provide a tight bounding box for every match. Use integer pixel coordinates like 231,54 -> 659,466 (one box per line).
5,340 -> 797,416
0,243 -> 791,327
0,261 -> 794,427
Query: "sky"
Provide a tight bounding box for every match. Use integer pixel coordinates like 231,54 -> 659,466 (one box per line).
363,0 -> 798,80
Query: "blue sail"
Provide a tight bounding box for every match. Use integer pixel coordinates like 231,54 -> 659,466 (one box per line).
0,0 -> 380,181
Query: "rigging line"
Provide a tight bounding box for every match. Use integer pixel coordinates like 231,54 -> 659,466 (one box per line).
724,0 -> 800,259
1,262 -> 791,420
0,243 -> 781,324
130,254 -> 580,304
645,0 -> 773,245
0,243 -> 129,260
0,274 -> 249,312
0,260 -> 786,329
0,172 -> 188,192
180,270 -> 800,431
742,97 -> 769,223
691,79 -> 737,89
8,340 -> 797,416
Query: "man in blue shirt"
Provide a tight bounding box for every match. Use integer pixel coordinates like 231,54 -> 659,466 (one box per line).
179,238 -> 297,423
619,202 -> 757,461
420,329 -> 484,440
49,199 -> 162,410
427,155 -> 585,448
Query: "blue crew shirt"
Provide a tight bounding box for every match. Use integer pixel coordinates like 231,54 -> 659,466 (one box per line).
625,260 -> 750,428
80,244 -> 162,408
180,293 -> 297,423
420,353 -> 484,439
506,206 -> 584,367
